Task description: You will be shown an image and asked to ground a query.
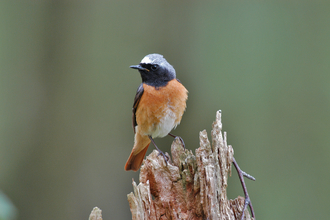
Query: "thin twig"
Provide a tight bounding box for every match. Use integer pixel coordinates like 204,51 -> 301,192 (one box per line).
232,157 -> 256,219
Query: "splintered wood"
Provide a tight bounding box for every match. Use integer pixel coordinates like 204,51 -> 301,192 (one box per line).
127,111 -> 252,220
89,207 -> 103,220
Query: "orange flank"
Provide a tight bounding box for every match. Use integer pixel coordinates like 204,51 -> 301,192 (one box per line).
124,79 -> 188,171
136,80 -> 188,136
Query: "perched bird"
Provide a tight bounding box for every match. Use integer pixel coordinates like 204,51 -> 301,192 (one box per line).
125,54 -> 188,171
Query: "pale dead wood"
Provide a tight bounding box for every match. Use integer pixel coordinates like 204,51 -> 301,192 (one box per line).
127,111 -> 254,220
89,207 -> 103,220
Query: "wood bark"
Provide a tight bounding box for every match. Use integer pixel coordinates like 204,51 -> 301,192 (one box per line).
127,111 -> 253,220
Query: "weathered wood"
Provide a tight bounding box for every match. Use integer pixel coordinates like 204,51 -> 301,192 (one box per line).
89,207 -> 103,220
127,111 -> 253,220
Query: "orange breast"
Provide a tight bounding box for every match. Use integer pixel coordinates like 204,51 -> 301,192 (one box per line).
135,79 -> 188,137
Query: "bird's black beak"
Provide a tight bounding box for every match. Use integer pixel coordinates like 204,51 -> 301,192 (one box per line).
130,65 -> 149,72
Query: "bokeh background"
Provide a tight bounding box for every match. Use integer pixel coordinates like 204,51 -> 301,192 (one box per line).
1,1 -> 329,220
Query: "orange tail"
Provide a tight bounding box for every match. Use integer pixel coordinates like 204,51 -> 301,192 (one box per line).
125,143 -> 150,171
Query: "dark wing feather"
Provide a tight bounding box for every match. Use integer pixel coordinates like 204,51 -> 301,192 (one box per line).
132,83 -> 144,133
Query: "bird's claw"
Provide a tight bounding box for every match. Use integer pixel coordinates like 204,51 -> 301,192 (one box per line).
157,151 -> 169,165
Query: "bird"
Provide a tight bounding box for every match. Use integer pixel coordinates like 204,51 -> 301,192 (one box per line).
125,53 -> 188,171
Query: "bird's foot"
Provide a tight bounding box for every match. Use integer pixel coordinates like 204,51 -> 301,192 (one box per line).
168,133 -> 185,149
149,135 -> 169,166
156,150 -> 169,165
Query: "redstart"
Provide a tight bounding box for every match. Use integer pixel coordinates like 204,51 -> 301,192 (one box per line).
125,53 -> 188,171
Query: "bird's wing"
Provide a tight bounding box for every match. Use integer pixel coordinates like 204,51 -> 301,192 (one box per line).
132,83 -> 144,134
176,78 -> 181,83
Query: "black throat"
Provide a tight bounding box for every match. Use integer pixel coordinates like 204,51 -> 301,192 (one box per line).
143,78 -> 172,88
139,70 -> 174,88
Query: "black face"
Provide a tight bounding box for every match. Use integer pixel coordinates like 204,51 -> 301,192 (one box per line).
130,55 -> 176,88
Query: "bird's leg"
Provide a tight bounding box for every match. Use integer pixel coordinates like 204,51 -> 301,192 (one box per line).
232,157 -> 256,220
148,136 -> 169,164
168,133 -> 185,149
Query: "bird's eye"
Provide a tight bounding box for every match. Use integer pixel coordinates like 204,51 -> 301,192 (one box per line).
151,64 -> 159,71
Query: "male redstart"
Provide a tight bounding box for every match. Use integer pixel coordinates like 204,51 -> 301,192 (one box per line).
125,53 -> 188,171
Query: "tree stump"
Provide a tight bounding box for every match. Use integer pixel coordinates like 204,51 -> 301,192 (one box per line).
127,111 -> 253,220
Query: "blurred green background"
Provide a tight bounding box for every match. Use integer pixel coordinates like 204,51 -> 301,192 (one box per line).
0,1 -> 329,219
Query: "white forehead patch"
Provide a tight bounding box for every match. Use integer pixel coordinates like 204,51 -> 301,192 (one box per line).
140,56 -> 153,64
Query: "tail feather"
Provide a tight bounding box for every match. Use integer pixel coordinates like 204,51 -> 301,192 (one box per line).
124,143 -> 150,171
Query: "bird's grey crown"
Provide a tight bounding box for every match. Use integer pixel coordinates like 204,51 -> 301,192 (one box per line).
141,53 -> 176,78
